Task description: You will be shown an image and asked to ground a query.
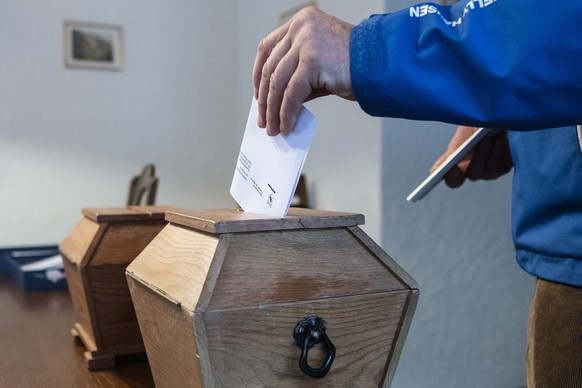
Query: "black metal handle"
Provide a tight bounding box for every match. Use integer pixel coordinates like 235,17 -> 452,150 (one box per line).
293,316 -> 336,379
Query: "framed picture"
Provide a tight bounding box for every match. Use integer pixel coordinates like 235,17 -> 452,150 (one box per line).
63,21 -> 123,71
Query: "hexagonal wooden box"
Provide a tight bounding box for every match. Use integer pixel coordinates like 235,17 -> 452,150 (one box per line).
126,208 -> 418,387
59,205 -> 175,370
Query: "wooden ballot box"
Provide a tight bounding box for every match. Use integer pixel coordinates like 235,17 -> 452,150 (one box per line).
59,205 -> 176,370
126,208 -> 418,387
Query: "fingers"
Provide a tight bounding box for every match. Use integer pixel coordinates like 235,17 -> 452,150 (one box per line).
254,12 -> 316,136
278,62 -> 315,135
430,127 -> 513,190
261,41 -> 296,135
430,153 -> 447,174
252,6 -> 353,136
431,126 -> 478,188
254,34 -> 312,136
444,166 -> 467,188
253,22 -> 291,133
465,136 -> 493,180
253,22 -> 290,98
466,131 -> 513,180
431,126 -> 478,174
497,132 -> 514,173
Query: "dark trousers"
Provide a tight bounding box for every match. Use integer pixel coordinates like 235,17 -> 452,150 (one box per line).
527,278 -> 582,387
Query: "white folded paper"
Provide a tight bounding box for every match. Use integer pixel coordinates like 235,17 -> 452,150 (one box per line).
19,254 -> 63,272
230,98 -> 317,217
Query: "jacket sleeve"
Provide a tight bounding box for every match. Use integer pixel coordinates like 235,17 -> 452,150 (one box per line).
350,0 -> 582,130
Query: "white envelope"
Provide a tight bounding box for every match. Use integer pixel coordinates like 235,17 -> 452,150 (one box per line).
230,98 -> 317,217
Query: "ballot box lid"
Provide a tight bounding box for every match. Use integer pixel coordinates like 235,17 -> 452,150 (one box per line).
61,206 -> 175,268
164,207 -> 365,234
82,206 -> 176,223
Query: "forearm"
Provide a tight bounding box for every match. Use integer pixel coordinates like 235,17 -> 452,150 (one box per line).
350,0 -> 582,130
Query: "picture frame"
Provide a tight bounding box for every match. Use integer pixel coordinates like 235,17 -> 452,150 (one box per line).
63,21 -> 123,71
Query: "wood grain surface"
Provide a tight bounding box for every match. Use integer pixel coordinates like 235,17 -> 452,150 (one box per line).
201,291 -> 414,387
0,275 -> 154,388
59,217 -> 103,267
82,206 -> 176,223
206,227 -> 406,310
127,277 -> 203,388
126,223 -> 219,312
164,208 -> 365,234
127,208 -> 418,387
59,208 -> 170,369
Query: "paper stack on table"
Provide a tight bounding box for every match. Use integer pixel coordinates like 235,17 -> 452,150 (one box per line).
230,98 -> 317,217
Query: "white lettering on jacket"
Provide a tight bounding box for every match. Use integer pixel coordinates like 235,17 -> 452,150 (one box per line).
409,0 -> 498,27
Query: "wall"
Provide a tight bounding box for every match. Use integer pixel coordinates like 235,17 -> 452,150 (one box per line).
0,0 -> 240,246
383,119 -> 534,388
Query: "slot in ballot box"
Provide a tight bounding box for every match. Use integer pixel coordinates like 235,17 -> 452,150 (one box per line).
59,206 -> 177,370
126,208 -> 418,387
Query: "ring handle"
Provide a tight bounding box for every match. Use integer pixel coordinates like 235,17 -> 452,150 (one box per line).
293,316 -> 336,379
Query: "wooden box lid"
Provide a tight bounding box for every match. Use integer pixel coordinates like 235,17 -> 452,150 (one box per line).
60,206 -> 176,267
82,205 -> 177,223
164,207 -> 365,234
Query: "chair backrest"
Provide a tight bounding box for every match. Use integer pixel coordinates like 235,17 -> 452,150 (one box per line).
291,175 -> 309,208
127,164 -> 158,206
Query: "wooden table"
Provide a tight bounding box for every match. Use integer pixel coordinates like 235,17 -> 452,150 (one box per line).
0,275 -> 154,388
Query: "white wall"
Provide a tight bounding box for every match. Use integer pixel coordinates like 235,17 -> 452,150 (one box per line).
383,119 -> 533,388
0,0 -> 240,246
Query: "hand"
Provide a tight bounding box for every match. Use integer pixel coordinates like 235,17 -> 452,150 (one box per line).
431,126 -> 513,188
253,6 -> 355,136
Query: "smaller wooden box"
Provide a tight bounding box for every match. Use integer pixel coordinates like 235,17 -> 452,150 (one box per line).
127,208 -> 418,387
59,205 -> 175,370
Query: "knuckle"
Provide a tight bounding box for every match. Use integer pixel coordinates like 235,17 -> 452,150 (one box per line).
279,109 -> 293,128
289,6 -> 318,31
257,38 -> 269,55
268,68 -> 289,97
260,66 -> 271,83
269,75 -> 284,97
298,5 -> 318,18
261,60 -> 275,82
284,77 -> 300,98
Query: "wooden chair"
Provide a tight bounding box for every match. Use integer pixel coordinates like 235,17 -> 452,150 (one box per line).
127,164 -> 158,206
291,175 -> 309,208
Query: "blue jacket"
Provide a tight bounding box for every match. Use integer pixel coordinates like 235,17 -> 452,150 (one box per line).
350,0 -> 582,286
